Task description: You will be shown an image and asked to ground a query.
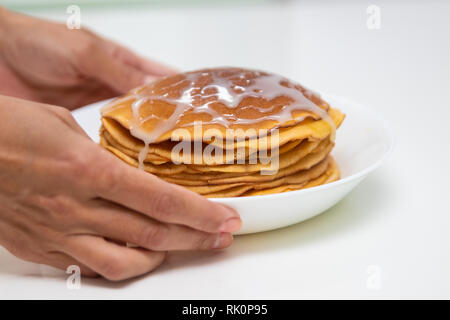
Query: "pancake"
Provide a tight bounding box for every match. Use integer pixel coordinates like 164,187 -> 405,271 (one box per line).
101,105 -> 344,158
100,135 -> 187,175
160,140 -> 332,185
99,67 -> 345,197
186,156 -> 329,196
185,139 -> 325,173
101,68 -> 333,143
101,118 -> 310,165
201,157 -> 339,198
241,157 -> 339,197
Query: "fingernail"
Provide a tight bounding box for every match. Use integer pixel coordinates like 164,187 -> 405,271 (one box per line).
212,233 -> 232,249
220,217 -> 242,233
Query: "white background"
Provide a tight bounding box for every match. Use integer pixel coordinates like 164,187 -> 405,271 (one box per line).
0,0 -> 449,299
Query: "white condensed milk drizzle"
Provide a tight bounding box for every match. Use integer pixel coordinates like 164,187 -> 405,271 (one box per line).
101,67 -> 336,170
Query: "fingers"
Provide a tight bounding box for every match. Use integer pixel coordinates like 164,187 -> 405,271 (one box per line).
82,199 -> 233,251
45,251 -> 98,278
81,40 -> 177,94
82,44 -> 148,94
104,40 -> 178,76
94,154 -> 241,234
129,56 -> 178,77
47,105 -> 91,138
64,235 -> 166,281
0,218 -> 98,276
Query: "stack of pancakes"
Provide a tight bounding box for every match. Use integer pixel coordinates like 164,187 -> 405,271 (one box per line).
100,67 -> 345,197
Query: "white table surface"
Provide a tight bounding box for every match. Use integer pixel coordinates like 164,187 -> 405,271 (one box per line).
1,0 -> 449,299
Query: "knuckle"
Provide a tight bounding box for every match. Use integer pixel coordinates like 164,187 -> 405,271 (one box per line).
150,192 -> 182,221
64,153 -> 95,188
92,156 -> 122,195
138,224 -> 168,250
53,106 -> 74,122
195,233 -> 213,250
32,194 -> 81,233
68,148 -> 119,195
74,37 -> 99,61
36,194 -> 72,219
108,44 -> 123,60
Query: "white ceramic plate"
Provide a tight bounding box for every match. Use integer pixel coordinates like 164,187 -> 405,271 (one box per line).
72,94 -> 394,235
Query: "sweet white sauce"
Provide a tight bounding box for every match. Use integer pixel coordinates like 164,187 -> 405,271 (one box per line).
102,68 -> 336,170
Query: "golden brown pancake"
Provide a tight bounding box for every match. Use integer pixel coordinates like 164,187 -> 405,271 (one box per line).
99,67 -> 345,197
100,118 -> 312,165
241,157 -> 339,197
101,68 -> 334,143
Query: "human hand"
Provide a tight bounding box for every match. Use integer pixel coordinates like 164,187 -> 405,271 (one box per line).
0,95 -> 241,281
0,7 -> 176,109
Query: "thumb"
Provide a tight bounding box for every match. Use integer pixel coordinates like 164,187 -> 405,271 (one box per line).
83,46 -> 153,93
